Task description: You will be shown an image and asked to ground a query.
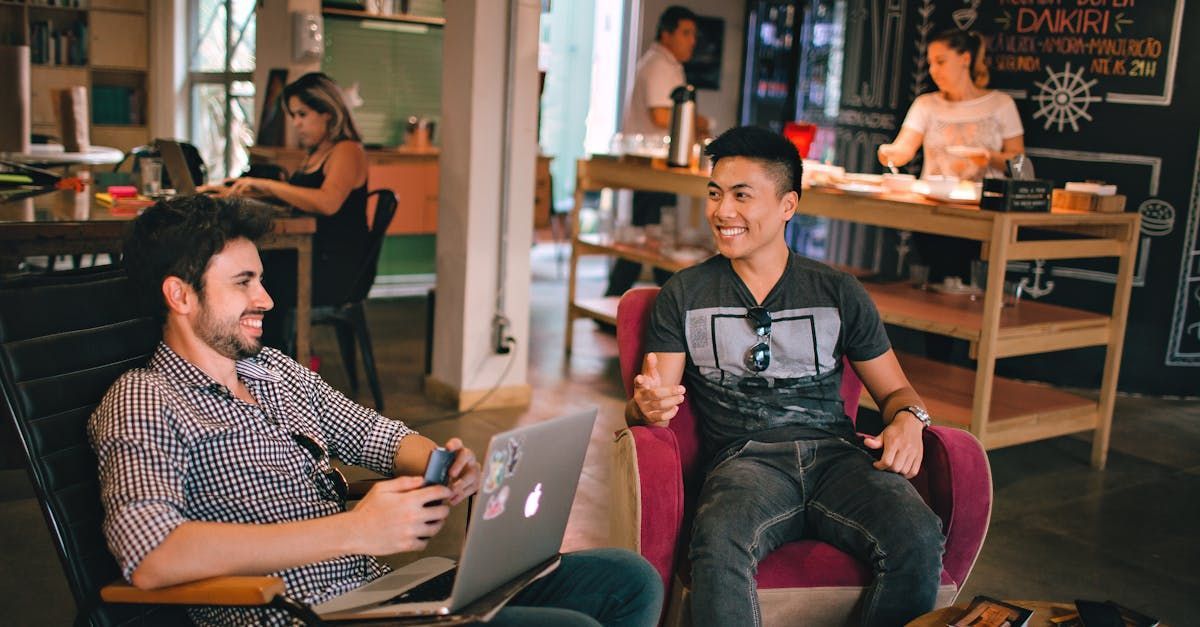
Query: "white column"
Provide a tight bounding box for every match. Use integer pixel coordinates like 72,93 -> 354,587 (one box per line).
427,0 -> 539,410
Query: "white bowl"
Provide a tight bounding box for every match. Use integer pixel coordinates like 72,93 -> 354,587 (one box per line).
923,175 -> 959,197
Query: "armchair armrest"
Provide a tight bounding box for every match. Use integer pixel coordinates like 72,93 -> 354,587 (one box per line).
100,576 -> 285,606
916,426 -> 992,588
616,424 -> 687,594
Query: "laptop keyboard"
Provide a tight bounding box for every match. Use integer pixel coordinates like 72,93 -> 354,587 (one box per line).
385,566 -> 459,605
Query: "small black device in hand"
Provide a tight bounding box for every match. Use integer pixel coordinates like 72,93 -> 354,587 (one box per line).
423,447 -> 454,487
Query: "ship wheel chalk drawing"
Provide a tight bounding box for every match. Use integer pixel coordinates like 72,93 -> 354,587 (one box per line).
1032,63 -> 1102,132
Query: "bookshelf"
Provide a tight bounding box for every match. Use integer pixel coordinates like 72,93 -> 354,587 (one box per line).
0,0 -> 149,152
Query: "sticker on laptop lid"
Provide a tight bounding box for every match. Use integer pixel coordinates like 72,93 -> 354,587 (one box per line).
483,447 -> 509,494
505,438 -> 523,477
483,485 -> 510,520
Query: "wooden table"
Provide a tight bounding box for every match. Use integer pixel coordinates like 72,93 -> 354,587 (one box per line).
567,158 -> 1140,468
0,190 -> 317,359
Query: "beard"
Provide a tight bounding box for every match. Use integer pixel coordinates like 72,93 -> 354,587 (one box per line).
196,302 -> 265,361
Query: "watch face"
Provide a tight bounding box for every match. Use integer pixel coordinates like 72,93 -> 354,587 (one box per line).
906,406 -> 931,426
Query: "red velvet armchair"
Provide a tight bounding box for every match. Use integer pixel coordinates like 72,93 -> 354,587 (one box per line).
610,287 -> 993,626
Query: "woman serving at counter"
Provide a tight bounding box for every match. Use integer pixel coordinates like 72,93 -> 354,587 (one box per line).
206,72 -> 369,350
878,30 -> 1024,181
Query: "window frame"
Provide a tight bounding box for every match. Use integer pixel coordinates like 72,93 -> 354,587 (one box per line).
186,0 -> 255,178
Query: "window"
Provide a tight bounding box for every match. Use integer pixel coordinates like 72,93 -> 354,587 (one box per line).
188,0 -> 256,179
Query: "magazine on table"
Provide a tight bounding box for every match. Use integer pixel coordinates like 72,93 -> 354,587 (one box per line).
949,596 -> 1033,627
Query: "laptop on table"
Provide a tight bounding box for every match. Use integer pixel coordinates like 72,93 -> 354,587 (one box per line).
314,408 -> 598,621
159,139 -> 290,214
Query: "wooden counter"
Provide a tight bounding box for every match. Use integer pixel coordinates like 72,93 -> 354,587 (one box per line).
250,147 -> 554,236
250,145 -> 439,235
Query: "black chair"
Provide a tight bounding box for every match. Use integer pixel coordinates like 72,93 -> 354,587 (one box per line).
310,189 -> 397,411
0,268 -> 322,625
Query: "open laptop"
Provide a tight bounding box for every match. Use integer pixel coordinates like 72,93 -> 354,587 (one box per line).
157,139 -> 198,195
313,408 -> 598,621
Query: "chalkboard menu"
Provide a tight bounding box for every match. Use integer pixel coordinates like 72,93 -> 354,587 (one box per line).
815,1 -> 1199,395
985,0 -> 1184,119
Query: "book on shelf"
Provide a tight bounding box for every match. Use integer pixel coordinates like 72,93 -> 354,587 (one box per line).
29,20 -> 87,66
949,596 -> 1033,627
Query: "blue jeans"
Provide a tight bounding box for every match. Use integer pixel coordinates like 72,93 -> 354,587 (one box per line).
689,439 -> 944,627
488,548 -> 664,626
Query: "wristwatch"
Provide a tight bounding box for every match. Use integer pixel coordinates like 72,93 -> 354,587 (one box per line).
897,405 -> 932,429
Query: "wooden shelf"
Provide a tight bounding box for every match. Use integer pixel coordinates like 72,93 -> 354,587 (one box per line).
26,4 -> 87,13
571,297 -> 620,326
322,7 -> 445,27
859,353 -> 1098,449
575,234 -> 706,274
861,280 -> 1112,356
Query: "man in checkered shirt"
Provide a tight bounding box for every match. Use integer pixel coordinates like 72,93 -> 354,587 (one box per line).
90,195 -> 662,626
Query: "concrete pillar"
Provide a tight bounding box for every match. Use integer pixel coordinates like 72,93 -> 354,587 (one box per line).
426,0 -> 539,410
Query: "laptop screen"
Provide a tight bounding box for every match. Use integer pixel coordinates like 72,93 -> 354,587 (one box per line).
157,139 -> 196,195
447,409 -> 597,610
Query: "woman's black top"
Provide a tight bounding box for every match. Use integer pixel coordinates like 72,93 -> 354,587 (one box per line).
288,147 -> 369,305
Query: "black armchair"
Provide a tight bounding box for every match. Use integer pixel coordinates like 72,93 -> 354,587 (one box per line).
0,269 -> 321,625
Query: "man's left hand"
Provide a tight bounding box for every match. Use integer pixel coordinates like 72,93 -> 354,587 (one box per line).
861,412 -> 925,478
442,438 -> 481,506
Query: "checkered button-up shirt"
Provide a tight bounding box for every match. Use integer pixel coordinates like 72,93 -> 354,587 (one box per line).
89,343 -> 415,625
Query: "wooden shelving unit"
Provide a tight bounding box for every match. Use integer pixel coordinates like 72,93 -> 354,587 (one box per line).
0,0 -> 150,152
566,157 -> 1140,468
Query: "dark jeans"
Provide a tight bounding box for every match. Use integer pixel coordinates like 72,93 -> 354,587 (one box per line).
689,439 -> 944,627
604,191 -> 674,297
488,548 -> 664,626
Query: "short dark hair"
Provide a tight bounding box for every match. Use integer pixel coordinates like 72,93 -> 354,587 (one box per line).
656,5 -> 698,40
123,195 -> 274,319
704,126 -> 804,198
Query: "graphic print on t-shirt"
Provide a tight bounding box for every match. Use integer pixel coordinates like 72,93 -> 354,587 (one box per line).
684,306 -> 841,386
925,117 -> 1004,180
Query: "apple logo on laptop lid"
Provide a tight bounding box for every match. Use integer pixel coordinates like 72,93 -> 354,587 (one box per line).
524,483 -> 542,518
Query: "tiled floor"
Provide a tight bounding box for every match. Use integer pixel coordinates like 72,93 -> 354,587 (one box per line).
1,244 -> 1197,624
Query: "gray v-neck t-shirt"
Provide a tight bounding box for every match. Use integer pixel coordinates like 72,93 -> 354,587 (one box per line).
645,252 -> 891,460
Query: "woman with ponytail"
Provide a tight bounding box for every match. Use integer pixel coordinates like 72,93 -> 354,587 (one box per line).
878,30 -> 1024,181
205,72 -> 371,350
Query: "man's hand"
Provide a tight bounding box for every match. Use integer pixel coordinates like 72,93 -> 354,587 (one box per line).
632,352 -> 686,426
442,437 -> 481,506
348,476 -> 454,555
861,412 -> 925,478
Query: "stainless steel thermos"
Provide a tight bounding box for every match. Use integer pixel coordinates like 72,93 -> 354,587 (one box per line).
667,84 -> 696,168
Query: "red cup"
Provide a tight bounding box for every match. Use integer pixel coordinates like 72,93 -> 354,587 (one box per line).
783,122 -> 817,158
